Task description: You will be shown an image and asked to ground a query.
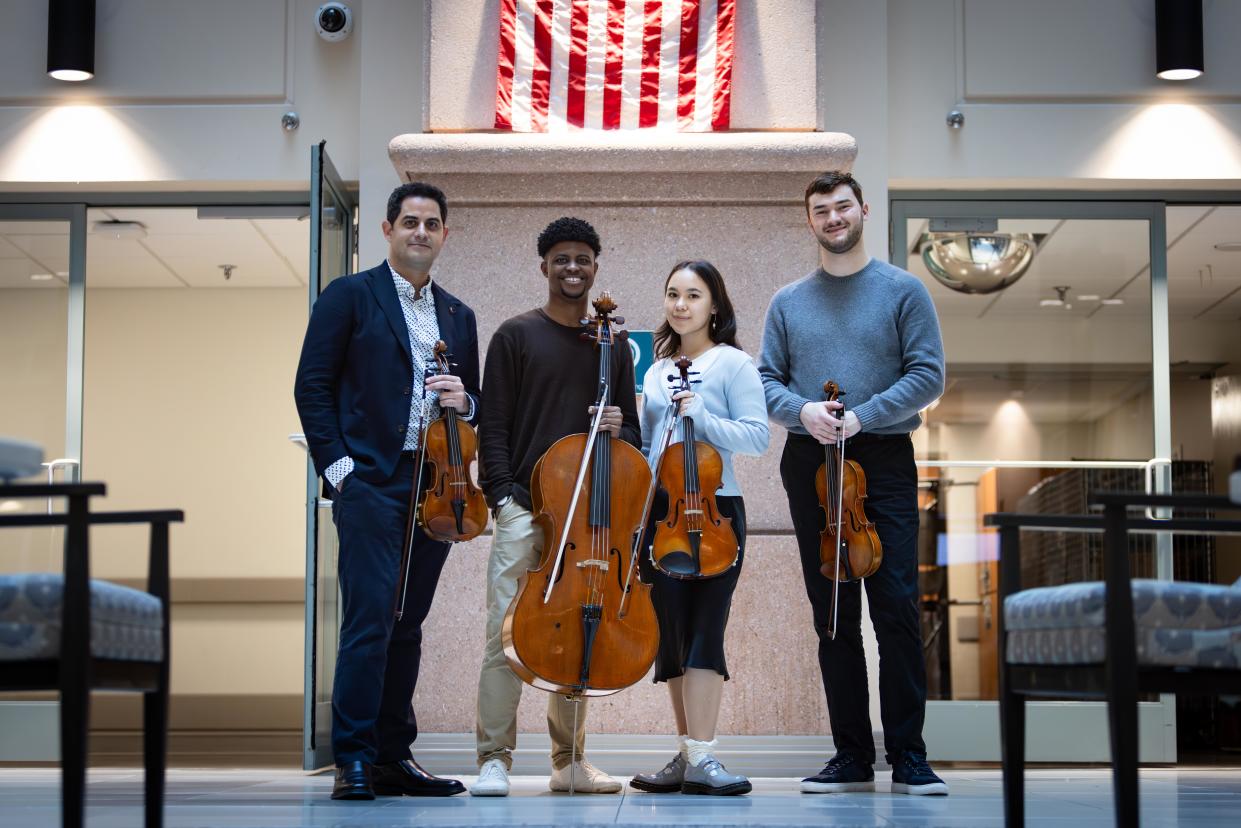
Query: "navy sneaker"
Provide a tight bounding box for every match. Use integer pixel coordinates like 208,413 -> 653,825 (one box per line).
890,752 -> 948,796
799,753 -> 875,793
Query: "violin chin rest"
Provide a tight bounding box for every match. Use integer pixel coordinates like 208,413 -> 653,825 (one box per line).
655,551 -> 699,577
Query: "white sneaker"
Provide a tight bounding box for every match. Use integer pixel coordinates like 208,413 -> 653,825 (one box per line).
470,758 -> 510,797
549,759 -> 622,794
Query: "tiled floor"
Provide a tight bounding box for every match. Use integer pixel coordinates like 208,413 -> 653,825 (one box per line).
1,767 -> 1239,827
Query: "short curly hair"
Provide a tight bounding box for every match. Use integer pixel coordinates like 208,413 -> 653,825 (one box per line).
537,216 -> 602,259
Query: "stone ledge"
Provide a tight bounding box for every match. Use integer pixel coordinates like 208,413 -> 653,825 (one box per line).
389,131 -> 857,177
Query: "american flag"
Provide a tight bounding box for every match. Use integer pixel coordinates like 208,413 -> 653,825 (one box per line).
494,0 -> 736,132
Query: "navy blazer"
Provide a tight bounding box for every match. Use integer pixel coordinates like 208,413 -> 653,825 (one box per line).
294,262 -> 481,486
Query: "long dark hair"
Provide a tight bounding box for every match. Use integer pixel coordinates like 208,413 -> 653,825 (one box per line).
653,260 -> 740,360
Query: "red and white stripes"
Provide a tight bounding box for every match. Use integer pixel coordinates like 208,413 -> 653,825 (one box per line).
494,0 -> 736,132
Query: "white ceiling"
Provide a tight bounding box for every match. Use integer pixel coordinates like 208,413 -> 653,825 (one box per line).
0,208 -> 309,290
907,205 -> 1241,321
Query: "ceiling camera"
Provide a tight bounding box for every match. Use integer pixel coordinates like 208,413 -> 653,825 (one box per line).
316,2 -> 353,42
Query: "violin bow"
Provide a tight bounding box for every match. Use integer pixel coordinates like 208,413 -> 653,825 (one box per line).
826,386 -> 848,640
543,381 -> 609,604
618,386 -> 680,619
394,356 -> 437,621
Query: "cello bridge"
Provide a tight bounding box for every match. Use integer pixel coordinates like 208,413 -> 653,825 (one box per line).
576,560 -> 610,572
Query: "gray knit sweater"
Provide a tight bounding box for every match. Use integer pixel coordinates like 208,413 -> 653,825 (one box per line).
758,258 -> 945,436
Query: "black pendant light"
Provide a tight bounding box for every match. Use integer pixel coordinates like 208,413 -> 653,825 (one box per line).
1155,0 -> 1204,80
47,0 -> 96,82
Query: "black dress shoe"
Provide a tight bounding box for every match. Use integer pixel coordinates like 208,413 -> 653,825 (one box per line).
373,758 -> 466,797
332,760 -> 374,800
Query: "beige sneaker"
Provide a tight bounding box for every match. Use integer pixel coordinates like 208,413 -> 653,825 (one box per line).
549,759 -> 622,794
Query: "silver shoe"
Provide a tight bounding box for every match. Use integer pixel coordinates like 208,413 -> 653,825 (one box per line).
629,753 -> 686,793
681,757 -> 752,796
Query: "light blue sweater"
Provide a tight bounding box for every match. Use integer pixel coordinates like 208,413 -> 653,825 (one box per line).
640,344 -> 770,497
758,258 -> 945,435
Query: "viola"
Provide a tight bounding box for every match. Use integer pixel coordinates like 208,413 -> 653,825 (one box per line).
502,294 -> 658,696
816,380 -> 883,639
419,340 -> 489,543
393,341 -> 487,621
650,355 -> 739,579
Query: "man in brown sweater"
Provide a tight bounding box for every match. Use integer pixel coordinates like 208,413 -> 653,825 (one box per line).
471,217 -> 640,797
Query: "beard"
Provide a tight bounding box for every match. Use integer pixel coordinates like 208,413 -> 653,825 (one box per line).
817,222 -> 863,255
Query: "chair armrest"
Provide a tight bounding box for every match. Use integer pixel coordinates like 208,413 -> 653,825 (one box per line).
0,509 -> 184,529
0,482 -> 105,498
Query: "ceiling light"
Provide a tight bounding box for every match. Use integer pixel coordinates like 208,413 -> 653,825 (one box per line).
30,273 -> 55,281
47,0 -> 96,82
91,220 -> 146,239
1155,0 -> 1203,81
1214,242 -> 1241,252
1101,299 -> 1125,306
920,233 -> 1037,294
1077,294 -> 1100,301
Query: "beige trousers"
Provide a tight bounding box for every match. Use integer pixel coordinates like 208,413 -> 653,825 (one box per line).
475,500 -> 587,770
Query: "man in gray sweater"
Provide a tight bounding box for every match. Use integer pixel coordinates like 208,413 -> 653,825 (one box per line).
758,171 -> 948,795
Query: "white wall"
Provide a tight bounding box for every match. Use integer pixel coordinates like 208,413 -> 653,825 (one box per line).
1,286 -> 309,709
0,0 -> 367,188
887,0 -> 1241,188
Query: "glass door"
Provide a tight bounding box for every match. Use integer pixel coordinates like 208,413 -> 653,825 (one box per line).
302,143 -> 357,769
891,199 -> 1175,762
0,203 -> 86,760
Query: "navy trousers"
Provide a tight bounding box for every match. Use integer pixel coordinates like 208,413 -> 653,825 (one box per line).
780,431 -> 927,766
330,453 -> 452,766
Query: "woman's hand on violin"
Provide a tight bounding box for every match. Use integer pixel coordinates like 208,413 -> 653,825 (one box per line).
425,373 -> 468,411
587,404 -> 625,435
671,390 -> 700,417
800,400 -> 861,444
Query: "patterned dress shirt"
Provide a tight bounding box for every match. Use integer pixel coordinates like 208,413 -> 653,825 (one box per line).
324,263 -> 473,490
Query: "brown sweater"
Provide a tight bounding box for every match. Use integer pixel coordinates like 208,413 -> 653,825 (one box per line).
478,308 -> 642,510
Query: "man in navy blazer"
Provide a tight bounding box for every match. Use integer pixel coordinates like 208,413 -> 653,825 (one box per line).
295,182 -> 479,800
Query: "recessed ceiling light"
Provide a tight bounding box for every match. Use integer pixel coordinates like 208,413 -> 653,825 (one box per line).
1214,242 -> 1241,252
55,271 -> 68,277
1101,299 -> 1125,306
30,273 -> 54,281
91,220 -> 146,239
1077,294 -> 1100,301
1039,299 -> 1062,307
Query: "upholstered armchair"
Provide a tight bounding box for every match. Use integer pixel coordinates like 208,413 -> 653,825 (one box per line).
0,438 -> 183,828
986,492 -> 1241,828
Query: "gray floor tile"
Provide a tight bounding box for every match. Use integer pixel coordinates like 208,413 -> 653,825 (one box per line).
2,767 -> 1240,827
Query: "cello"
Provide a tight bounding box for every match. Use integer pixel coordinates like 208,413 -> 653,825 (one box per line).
817,380 -> 883,639
649,355 -> 739,579
502,294 -> 659,696
393,341 -> 487,621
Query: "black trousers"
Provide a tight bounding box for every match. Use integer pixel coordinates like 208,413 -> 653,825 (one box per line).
330,453 -> 452,766
780,432 -> 927,765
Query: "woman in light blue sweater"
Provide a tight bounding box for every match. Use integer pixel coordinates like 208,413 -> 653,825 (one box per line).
629,261 -> 769,797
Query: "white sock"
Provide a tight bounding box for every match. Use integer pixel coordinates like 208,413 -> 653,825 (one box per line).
684,737 -> 717,767
676,734 -> 689,760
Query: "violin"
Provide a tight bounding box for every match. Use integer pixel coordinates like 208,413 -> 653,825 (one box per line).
393,341 -> 487,620
419,341 -> 489,542
816,380 -> 883,640
649,355 -> 739,579
502,294 -> 658,696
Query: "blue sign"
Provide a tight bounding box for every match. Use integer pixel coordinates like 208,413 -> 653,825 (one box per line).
628,330 -> 654,395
